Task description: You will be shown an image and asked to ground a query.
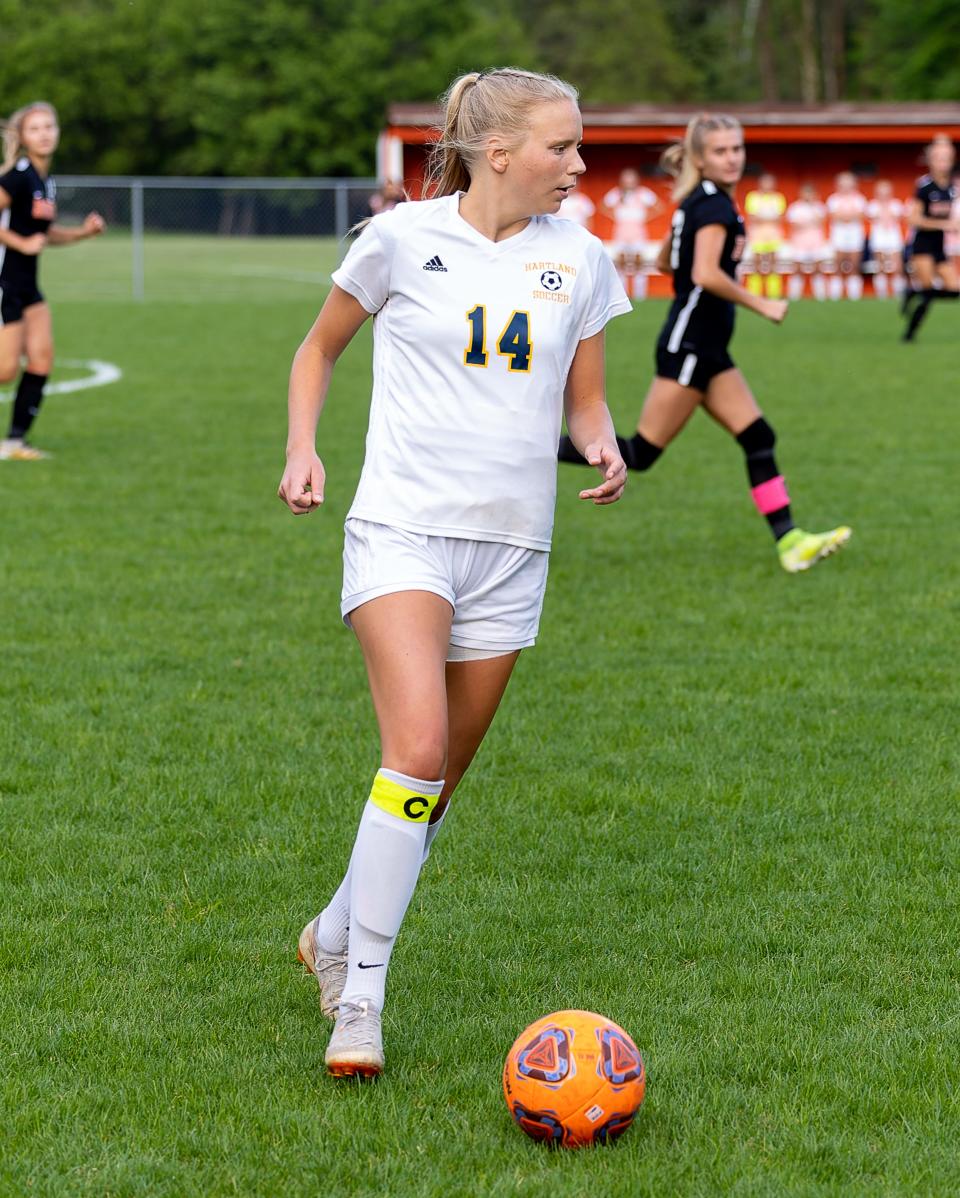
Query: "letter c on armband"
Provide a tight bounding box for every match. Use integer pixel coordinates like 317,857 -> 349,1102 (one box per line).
370,772 -> 439,822
403,796 -> 430,820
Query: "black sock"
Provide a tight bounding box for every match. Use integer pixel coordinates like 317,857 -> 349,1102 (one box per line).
557,434 -> 588,465
558,432 -> 663,471
736,417 -> 794,541
9,371 -> 48,440
617,432 -> 662,472
903,296 -> 932,341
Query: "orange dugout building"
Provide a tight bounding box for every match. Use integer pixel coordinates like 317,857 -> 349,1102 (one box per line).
378,102 -> 960,294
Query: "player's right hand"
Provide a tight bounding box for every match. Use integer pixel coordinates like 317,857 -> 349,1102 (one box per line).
19,233 -> 46,255
278,450 -> 325,515
761,298 -> 788,324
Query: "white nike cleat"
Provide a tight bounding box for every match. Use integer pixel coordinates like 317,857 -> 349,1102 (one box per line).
297,918 -> 347,1021
324,1000 -> 384,1078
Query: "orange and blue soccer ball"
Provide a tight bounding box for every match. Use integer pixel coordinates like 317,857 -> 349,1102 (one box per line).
502,1009 -> 646,1148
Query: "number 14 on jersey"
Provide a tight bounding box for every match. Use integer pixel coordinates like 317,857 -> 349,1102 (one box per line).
464,307 -> 533,373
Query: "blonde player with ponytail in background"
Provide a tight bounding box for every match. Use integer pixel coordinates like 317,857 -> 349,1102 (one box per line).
0,102 -> 104,461
278,68 -> 631,1077
560,113 -> 851,573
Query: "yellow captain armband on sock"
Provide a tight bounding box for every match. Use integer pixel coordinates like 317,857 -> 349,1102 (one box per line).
370,770 -> 442,823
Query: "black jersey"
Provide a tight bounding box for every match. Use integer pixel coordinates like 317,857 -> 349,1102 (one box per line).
0,156 -> 56,287
915,174 -> 955,221
910,174 -> 955,256
658,180 -> 745,358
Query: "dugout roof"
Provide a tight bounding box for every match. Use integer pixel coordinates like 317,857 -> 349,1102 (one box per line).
380,102 -> 960,243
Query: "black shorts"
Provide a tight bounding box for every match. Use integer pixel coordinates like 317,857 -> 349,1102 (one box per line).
910,233 -> 947,264
655,343 -> 735,392
0,278 -> 44,325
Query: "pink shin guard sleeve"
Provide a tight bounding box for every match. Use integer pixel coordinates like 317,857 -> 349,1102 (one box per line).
752,475 -> 790,515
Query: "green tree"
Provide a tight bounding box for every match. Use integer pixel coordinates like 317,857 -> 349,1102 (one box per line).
521,0 -> 694,102
853,0 -> 960,99
0,0 -> 953,177
0,0 -> 531,176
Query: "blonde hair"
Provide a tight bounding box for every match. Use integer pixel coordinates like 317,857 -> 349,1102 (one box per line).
1,101 -> 58,174
660,113 -> 741,202
423,68 -> 578,198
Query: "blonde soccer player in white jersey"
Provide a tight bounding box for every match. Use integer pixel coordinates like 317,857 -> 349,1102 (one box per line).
278,68 -> 631,1078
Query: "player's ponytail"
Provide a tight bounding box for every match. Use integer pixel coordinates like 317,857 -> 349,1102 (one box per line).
0,101 -> 58,174
423,68 -> 578,198
661,112 -> 741,202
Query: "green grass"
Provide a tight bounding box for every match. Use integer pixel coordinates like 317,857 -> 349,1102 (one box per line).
2,241 -> 960,1196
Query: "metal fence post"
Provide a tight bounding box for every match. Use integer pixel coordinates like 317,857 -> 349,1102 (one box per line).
131,178 -> 145,301
335,182 -> 348,241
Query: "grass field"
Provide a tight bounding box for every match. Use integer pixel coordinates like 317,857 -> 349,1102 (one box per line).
2,236 -> 959,1197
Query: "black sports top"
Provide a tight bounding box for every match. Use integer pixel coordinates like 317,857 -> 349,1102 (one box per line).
0,157 -> 56,286
659,180 -> 745,355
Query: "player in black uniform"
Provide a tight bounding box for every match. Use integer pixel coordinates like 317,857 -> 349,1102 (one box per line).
901,135 -> 959,343
0,101 -> 104,460
560,112 -> 850,573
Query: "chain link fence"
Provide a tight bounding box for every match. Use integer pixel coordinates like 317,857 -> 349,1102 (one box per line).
52,177 -> 378,301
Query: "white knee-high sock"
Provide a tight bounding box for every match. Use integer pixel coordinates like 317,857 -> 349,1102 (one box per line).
422,807 -> 448,863
811,273 -> 827,300
873,272 -> 888,298
829,275 -> 843,300
846,273 -> 863,299
633,274 -> 648,300
340,769 -> 444,1013
315,867 -> 352,954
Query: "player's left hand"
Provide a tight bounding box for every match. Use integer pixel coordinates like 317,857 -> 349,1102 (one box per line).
83,213 -> 106,237
577,441 -> 626,505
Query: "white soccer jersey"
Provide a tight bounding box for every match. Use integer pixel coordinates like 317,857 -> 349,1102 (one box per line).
557,191 -> 596,227
331,194 -> 630,551
827,191 -> 867,232
603,185 -> 658,241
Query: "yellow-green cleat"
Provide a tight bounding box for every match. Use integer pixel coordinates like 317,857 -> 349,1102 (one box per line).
778,526 -> 852,573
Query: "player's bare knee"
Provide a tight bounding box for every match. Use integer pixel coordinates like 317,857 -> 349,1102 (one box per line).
385,734 -> 446,783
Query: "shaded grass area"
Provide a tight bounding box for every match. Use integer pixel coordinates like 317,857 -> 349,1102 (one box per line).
2,290 -> 959,1196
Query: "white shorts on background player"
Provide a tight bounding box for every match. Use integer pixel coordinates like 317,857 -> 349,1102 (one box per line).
870,227 -> 904,254
830,225 -> 865,254
608,238 -> 646,255
331,194 -> 630,552
341,518 -> 548,657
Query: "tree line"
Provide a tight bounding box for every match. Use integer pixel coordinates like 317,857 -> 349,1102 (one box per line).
0,0 -> 955,176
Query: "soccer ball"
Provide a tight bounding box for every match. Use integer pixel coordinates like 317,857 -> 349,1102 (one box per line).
502,1009 -> 646,1148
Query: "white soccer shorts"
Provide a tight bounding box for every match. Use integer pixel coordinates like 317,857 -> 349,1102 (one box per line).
830,226 -> 865,254
341,518 -> 549,658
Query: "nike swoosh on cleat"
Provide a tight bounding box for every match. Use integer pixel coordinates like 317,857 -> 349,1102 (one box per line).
357,961 -> 386,969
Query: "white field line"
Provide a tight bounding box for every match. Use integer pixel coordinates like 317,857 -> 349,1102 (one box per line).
0,358 -> 122,404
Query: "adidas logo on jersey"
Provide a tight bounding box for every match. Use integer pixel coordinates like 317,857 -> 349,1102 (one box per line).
422,255 -> 448,272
